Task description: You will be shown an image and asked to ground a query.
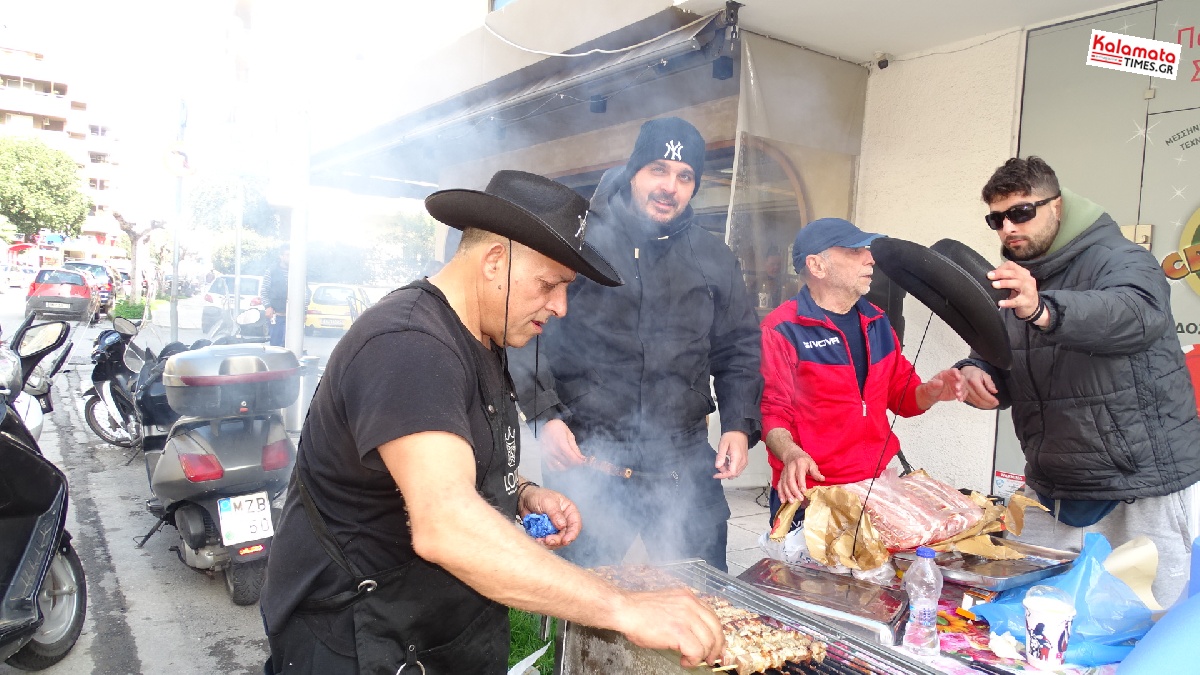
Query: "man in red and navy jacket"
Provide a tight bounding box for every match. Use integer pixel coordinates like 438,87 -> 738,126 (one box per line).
760,218 -> 965,528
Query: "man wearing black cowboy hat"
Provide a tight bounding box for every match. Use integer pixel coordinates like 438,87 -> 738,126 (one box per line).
508,117 -> 763,572
761,219 -> 964,529
261,171 -> 725,674
958,156 -> 1200,607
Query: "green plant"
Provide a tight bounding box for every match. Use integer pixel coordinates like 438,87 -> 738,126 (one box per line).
0,137 -> 90,238
112,297 -> 147,320
508,609 -> 555,673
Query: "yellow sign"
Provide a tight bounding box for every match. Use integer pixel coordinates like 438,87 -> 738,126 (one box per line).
1160,205 -> 1200,295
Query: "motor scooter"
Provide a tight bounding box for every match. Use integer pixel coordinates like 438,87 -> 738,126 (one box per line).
81,319 -> 144,447
134,309 -> 298,605
0,318 -> 87,670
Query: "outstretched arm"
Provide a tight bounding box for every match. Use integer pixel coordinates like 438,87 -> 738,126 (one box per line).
381,432 -> 725,668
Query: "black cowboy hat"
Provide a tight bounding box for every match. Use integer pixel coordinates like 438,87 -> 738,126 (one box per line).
871,237 -> 1012,369
425,170 -> 623,287
930,239 -> 1008,306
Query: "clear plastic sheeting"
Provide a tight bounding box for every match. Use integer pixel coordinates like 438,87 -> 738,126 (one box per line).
727,33 -> 868,317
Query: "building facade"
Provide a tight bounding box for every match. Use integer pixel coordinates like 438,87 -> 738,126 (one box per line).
0,44 -> 122,264
311,0 -> 1200,497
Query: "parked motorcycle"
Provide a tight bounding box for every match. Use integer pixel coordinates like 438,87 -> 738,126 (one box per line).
81,319 -> 144,447
14,323 -> 72,442
0,318 -> 87,670
135,309 -> 298,605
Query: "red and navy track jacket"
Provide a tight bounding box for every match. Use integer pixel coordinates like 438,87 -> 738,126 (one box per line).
760,286 -> 926,490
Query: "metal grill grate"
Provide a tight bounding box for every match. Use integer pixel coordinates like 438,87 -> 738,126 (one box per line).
659,560 -> 941,675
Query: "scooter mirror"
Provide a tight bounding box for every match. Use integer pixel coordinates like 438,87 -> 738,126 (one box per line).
16,322 -> 68,359
0,349 -> 20,394
113,317 -> 138,336
236,308 -> 263,326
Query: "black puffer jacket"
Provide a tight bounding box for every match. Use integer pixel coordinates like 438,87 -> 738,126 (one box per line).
965,197 -> 1200,500
509,168 -> 762,449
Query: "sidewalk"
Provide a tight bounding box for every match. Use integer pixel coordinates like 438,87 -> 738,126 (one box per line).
149,297 -> 204,330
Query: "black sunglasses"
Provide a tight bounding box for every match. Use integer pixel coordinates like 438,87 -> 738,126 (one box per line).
984,194 -> 1060,231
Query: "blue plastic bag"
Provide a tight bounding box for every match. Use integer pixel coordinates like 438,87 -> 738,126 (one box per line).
972,533 -> 1152,666
1118,589 -> 1200,673
522,513 -> 559,538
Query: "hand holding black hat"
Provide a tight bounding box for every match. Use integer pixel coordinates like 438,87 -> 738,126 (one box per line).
988,262 -> 1051,329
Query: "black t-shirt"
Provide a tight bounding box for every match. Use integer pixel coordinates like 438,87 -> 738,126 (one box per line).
826,306 -> 867,394
261,280 -> 513,655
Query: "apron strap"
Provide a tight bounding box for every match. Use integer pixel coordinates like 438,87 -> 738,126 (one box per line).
295,578 -> 378,614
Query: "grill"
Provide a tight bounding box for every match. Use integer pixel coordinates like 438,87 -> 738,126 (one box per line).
555,560 -> 940,675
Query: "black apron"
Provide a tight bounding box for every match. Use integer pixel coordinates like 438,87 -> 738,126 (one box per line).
295,282 -> 521,675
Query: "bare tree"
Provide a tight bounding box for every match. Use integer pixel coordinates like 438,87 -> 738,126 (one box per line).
112,212 -> 164,302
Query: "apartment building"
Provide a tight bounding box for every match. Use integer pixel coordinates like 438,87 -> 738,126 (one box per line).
0,44 -> 123,262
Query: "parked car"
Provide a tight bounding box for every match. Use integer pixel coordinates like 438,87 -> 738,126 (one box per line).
26,268 -> 101,322
116,270 -> 133,295
201,275 -> 264,332
304,283 -> 370,335
63,261 -> 120,313
1,265 -> 21,288
163,274 -> 199,297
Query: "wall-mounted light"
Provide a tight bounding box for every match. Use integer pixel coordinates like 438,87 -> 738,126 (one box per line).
589,95 -> 607,114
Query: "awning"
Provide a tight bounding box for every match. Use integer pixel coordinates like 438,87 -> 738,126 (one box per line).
310,8 -> 730,199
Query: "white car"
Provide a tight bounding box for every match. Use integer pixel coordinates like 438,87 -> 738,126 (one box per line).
201,275 -> 264,332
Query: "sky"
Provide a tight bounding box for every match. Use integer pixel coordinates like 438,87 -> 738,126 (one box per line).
0,0 -> 484,228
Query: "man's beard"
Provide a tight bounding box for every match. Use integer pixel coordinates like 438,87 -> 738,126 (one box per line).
636,190 -> 682,227
1006,217 -> 1059,261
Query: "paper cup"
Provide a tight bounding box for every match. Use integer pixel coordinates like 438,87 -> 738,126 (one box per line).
1023,586 -> 1076,670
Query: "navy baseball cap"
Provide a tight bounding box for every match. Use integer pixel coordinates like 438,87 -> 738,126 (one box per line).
792,218 -> 885,273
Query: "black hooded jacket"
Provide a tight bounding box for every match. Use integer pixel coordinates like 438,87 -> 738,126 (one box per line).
508,168 -> 762,452
963,194 -> 1200,500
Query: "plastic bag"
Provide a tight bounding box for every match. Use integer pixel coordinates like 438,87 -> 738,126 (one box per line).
851,559 -> 896,586
972,533 -> 1152,666
758,526 -> 818,566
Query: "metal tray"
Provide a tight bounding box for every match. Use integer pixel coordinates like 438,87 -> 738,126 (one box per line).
558,560 -> 942,675
736,558 -> 908,645
893,536 -> 1076,591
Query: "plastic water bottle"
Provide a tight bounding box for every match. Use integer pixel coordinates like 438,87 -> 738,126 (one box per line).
902,546 -> 943,657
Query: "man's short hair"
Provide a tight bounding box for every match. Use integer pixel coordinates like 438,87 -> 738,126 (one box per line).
456,228 -> 521,258
797,250 -> 831,281
457,227 -> 494,250
981,156 -> 1060,204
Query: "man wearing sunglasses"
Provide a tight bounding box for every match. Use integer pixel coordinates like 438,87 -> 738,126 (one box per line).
957,156 -> 1200,608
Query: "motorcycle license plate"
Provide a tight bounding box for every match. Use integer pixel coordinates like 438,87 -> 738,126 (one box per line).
218,491 -> 274,546
45,302 -> 71,309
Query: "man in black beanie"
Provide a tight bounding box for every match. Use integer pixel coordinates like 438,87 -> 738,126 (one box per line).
509,117 -> 762,571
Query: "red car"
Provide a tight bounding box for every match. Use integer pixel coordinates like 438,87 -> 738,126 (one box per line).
26,268 -> 101,322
